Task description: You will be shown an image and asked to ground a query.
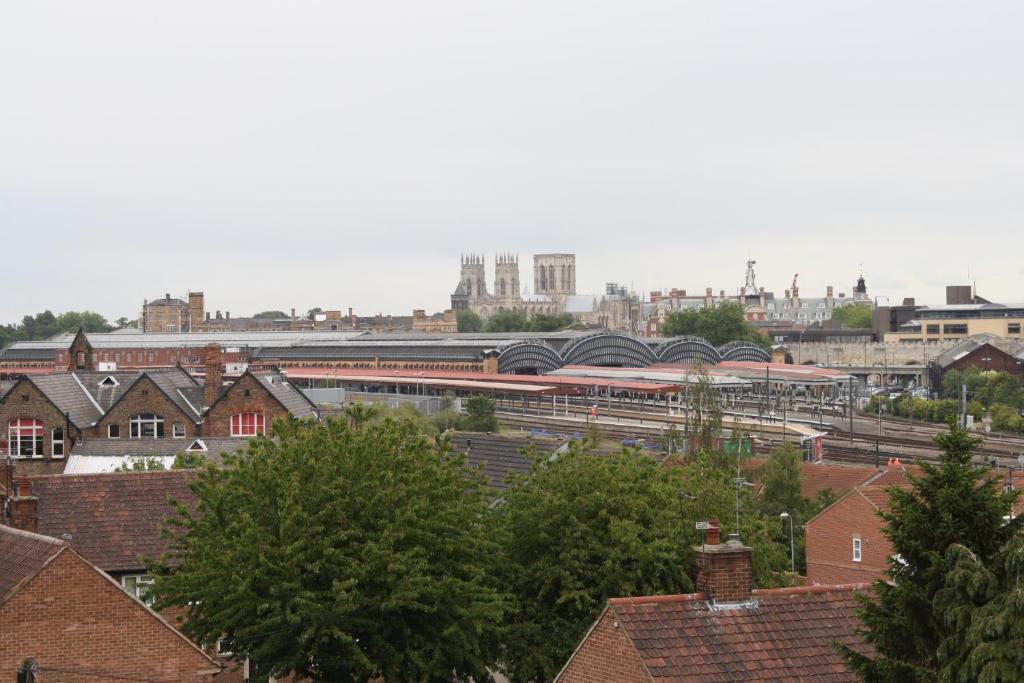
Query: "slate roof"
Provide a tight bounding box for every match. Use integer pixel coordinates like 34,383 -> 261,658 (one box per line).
448,432 -> 566,491
146,368 -> 204,419
253,373 -> 320,419
931,335 -> 1024,369
0,525 -> 66,604
28,373 -> 103,427
30,470 -> 198,573
581,584 -> 870,682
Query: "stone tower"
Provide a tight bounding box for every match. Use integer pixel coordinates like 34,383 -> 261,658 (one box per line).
533,253 -> 576,296
459,254 -> 488,302
494,253 -> 520,301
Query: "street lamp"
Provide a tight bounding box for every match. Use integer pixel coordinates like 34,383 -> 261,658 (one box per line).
780,511 -> 795,574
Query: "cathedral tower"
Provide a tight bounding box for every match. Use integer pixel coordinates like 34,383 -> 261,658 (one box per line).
459,254 -> 488,302
533,253 -> 576,296
494,253 -> 520,301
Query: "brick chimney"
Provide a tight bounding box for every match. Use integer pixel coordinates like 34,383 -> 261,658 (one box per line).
9,478 -> 38,533
204,343 -> 223,409
695,520 -> 753,604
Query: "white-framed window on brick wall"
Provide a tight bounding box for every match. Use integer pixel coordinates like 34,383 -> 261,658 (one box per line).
121,574 -> 155,605
230,412 -> 265,437
52,427 -> 64,457
130,414 -> 165,438
852,537 -> 862,562
9,418 -> 44,457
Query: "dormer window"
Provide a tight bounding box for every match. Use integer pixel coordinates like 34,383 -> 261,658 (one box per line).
130,414 -> 164,439
230,412 -> 265,437
186,439 -> 207,452
99,376 -> 119,387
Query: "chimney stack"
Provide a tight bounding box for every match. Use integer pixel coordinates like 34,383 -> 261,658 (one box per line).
9,478 -> 38,533
203,343 -> 223,409
695,520 -> 753,604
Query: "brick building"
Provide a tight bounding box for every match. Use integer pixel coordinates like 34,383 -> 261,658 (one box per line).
556,522 -> 870,682
0,523 -> 220,681
0,350 -> 317,475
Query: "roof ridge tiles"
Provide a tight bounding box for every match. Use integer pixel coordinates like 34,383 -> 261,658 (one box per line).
607,582 -> 870,607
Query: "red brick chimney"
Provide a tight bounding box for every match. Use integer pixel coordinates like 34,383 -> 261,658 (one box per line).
9,478 -> 38,533
695,520 -> 753,604
203,343 -> 223,410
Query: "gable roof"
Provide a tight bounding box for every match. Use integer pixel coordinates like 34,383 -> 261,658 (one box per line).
448,432 -> 566,492
214,370 -> 319,420
24,373 -> 104,427
0,524 -> 66,604
30,470 -> 197,572
562,584 -> 870,682
103,371 -> 203,425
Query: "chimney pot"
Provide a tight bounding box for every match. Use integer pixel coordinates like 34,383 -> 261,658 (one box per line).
705,518 -> 721,545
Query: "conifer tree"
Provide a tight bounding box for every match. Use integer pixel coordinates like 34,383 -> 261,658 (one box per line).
840,421 -> 1022,681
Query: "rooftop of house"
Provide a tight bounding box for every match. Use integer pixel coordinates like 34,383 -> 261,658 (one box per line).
564,583 -> 870,682
0,523 -> 65,603
28,470 -> 197,573
448,432 -> 567,492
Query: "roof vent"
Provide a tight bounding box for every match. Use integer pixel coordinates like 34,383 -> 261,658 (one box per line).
186,439 -> 208,452
99,376 -> 119,387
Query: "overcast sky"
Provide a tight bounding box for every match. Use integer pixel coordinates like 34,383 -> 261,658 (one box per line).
1,1 -> 1021,325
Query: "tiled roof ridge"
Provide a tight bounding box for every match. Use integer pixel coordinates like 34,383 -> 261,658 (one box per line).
28,469 -> 194,481
608,582 -> 870,607
0,523 -> 66,546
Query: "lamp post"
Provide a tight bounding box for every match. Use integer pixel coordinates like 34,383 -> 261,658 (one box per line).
780,511 -> 795,574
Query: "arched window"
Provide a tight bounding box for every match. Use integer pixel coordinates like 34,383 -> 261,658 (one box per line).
540,269 -> 547,290
8,418 -> 44,457
548,266 -> 555,291
231,412 -> 265,437
500,278 -> 507,296
130,414 -> 164,438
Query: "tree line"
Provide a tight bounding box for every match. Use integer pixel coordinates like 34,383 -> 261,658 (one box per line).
0,310 -> 129,348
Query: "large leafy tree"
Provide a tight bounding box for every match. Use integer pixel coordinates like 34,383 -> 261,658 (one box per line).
831,305 -> 873,329
660,302 -> 769,348
485,309 -> 530,332
496,445 -> 789,682
839,422 -> 1022,681
149,418 -> 507,682
457,309 -> 484,332
252,310 -> 289,319
0,309 -> 115,347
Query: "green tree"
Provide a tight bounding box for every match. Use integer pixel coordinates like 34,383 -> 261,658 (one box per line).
456,309 -> 484,332
839,421 -> 1022,681
757,443 -> 803,517
496,445 -> 696,681
934,534 -> 1024,681
149,418 -> 506,682
660,302 -> 769,348
252,310 -> 289,319
306,307 -> 324,320
172,451 -> 208,469
683,366 -> 724,456
463,395 -> 499,432
114,457 -> 166,472
831,305 -> 873,329
485,309 -> 530,332
529,313 -> 575,332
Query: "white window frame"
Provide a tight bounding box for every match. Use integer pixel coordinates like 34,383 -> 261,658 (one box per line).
230,412 -> 265,437
121,574 -> 155,605
8,418 -> 44,458
852,537 -> 862,562
216,638 -> 233,656
129,414 -> 165,439
51,427 -> 64,457
172,422 -> 186,439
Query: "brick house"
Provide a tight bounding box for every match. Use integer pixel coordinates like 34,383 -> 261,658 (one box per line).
0,349 -> 318,473
555,522 -> 870,682
0,523 -> 220,681
1,469 -> 247,680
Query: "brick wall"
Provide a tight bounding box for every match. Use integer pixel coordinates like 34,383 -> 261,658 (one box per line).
696,543 -> 753,603
0,549 -> 218,681
204,373 -> 289,438
556,609 -> 652,683
806,491 -> 891,585
0,380 -> 73,470
87,375 -> 199,441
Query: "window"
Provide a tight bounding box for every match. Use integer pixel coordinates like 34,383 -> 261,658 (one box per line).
108,424 -> 120,439
9,418 -> 44,457
852,537 -> 862,562
172,422 -> 186,438
926,324 -> 940,334
944,324 -> 968,334
129,414 -> 165,438
1010,323 -> 1021,335
52,427 -> 64,457
230,412 -> 265,437
121,574 -> 155,605
216,638 -> 234,656
126,353 -> 133,362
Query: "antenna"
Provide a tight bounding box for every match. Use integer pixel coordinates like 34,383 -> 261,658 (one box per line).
732,478 -> 755,537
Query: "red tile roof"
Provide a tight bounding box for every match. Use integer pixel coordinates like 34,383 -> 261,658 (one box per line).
745,458 -> 880,500
595,584 -> 870,682
0,524 -> 66,604
30,470 -> 196,572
